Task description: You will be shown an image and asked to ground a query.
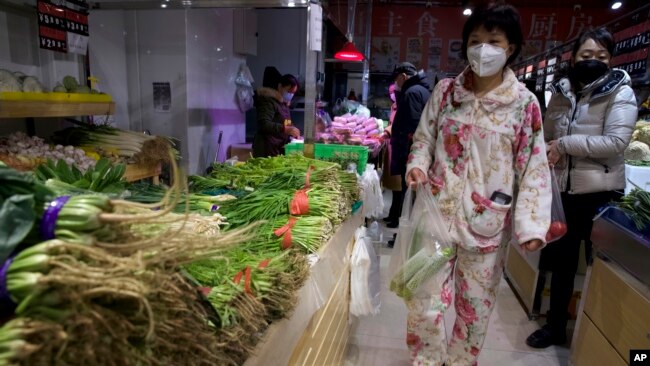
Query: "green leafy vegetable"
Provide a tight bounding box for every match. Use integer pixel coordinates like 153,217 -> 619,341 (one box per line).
34,158 -> 126,194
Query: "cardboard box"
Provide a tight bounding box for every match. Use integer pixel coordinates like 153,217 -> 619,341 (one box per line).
229,143 -> 253,162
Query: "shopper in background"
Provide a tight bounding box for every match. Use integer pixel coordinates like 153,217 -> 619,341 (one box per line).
526,28 -> 637,349
252,74 -> 301,158
405,4 -> 551,364
382,83 -> 403,230
386,62 -> 431,233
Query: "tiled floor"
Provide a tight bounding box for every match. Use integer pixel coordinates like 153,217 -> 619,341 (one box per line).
345,191 -> 571,366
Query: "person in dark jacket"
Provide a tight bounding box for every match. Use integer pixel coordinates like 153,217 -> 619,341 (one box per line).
386,62 -> 431,232
252,74 -> 301,157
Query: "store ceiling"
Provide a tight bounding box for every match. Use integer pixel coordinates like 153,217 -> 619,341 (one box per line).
88,0 -> 311,10
324,0 -> 645,9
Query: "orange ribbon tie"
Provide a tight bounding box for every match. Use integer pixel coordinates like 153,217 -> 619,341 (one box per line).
274,217 -> 298,249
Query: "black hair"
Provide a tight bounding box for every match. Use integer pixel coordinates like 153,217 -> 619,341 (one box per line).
262,66 -> 282,88
572,27 -> 615,58
279,74 -> 299,89
461,3 -> 523,66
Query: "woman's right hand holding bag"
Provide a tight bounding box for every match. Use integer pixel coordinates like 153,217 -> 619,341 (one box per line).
406,167 -> 428,188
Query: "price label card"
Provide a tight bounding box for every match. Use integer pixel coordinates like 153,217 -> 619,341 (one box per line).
37,1 -> 66,31
39,25 -> 67,52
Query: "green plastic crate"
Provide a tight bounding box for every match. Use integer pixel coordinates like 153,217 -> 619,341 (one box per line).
285,143 -> 368,174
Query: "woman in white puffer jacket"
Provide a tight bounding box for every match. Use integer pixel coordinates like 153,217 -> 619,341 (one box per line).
527,27 -> 638,349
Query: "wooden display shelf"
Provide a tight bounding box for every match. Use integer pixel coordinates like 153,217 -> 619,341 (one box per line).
0,100 -> 115,118
124,163 -> 161,184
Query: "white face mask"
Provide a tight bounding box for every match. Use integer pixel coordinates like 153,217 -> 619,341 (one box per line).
467,43 -> 508,77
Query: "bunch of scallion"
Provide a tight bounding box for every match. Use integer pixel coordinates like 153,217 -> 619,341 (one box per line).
231,215 -> 332,253
0,318 -> 67,365
52,122 -> 178,164
219,185 -> 342,229
126,182 -> 235,214
183,248 -> 310,364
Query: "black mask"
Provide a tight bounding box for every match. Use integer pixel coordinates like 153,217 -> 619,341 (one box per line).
570,60 -> 609,85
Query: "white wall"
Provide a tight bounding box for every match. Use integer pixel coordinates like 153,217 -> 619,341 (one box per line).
0,5 -> 40,77
89,11 -> 130,130
133,9 -> 188,166
185,8 -> 247,174
90,8 -> 247,174
247,8 -> 307,88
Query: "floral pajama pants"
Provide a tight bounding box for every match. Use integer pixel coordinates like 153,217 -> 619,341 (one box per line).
406,245 -> 507,366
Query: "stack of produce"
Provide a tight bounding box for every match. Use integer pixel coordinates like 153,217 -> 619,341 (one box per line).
200,156 -> 360,228
34,158 -> 127,195
0,151 -> 363,365
0,159 -> 265,366
127,182 -> 236,213
53,122 -> 178,166
317,113 -> 384,154
191,154 -> 338,191
0,132 -> 97,172
0,69 -> 45,93
617,188 -> 650,231
52,75 -> 98,94
625,120 -> 650,165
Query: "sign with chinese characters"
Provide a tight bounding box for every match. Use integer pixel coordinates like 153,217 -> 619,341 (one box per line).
364,5 -> 610,75
37,0 -> 89,54
371,37 -> 400,73
406,38 -> 423,69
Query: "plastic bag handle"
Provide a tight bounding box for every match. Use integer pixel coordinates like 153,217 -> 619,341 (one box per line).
400,184 -> 416,221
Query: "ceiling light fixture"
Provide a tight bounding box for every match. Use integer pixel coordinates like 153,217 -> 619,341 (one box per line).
611,1 -> 622,9
462,0 -> 472,16
335,41 -> 364,61
334,0 -> 364,61
161,3 -> 167,8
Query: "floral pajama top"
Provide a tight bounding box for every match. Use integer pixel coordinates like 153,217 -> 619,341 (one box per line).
406,68 -> 552,252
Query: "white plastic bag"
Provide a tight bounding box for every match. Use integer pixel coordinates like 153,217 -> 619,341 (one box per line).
388,183 -> 455,301
360,164 -> 384,219
235,63 -> 255,112
350,227 -> 381,316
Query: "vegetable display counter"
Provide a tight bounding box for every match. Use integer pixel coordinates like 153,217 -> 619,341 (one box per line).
244,211 -> 363,366
570,209 -> 650,366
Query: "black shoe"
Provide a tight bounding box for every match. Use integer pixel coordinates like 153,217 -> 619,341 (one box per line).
386,221 -> 399,229
526,325 -> 566,348
382,217 -> 394,223
387,239 -> 395,248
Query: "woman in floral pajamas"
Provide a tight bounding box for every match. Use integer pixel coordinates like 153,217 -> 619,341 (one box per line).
404,4 -> 552,365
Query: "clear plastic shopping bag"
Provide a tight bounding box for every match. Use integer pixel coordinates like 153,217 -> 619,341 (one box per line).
545,169 -> 567,243
350,227 -> 381,316
388,183 -> 455,301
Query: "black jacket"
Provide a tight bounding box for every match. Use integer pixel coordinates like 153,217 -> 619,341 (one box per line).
252,87 -> 292,157
390,71 -> 431,175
